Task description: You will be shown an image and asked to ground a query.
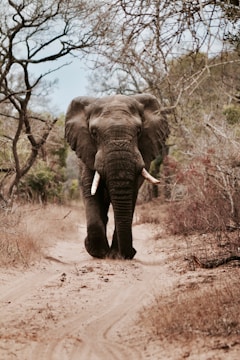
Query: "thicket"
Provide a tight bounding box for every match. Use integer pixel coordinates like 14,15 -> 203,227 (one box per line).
0,0 -> 103,204
83,1 -> 240,237
0,0 -> 240,220
162,51 -> 240,235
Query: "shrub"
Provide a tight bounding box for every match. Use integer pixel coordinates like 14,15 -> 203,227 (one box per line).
19,161 -> 65,203
166,153 -> 240,235
223,105 -> 240,125
140,271 -> 240,339
0,210 -> 41,266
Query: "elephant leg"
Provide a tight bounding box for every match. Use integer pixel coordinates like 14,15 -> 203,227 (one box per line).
109,189 -> 139,259
108,229 -> 119,259
109,228 -> 136,259
84,191 -> 110,259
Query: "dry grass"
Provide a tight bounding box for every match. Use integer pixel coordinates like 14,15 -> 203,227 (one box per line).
0,210 -> 41,267
0,202 -> 84,267
140,269 -> 240,340
136,198 -> 240,262
164,153 -> 240,236
136,200 -> 240,343
135,200 -> 168,225
184,230 -> 240,270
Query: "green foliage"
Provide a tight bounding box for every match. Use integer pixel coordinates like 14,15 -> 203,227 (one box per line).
17,116 -> 69,203
52,145 -> 68,168
27,166 -> 54,192
68,179 -> 80,200
150,155 -> 163,177
49,115 -> 68,168
223,105 -> 240,125
168,52 -> 207,81
20,161 -> 65,203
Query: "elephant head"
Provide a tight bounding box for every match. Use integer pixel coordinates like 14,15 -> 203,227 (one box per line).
65,94 -> 169,259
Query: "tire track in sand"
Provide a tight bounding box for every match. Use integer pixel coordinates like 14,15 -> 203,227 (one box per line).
0,223 -> 174,360
31,260 -> 147,360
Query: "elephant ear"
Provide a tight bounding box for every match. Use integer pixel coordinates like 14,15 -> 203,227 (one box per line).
132,94 -> 170,169
65,97 -> 97,169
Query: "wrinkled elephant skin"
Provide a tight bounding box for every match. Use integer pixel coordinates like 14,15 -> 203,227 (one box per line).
65,94 -> 169,259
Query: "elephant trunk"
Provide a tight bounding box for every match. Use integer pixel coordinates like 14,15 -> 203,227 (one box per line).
92,136 -> 158,259
108,180 -> 136,259
104,144 -> 138,259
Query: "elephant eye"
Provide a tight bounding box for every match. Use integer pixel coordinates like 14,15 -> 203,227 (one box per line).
90,127 -> 97,139
137,126 -> 142,137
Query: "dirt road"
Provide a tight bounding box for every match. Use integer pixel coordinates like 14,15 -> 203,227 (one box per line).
0,208 -> 239,359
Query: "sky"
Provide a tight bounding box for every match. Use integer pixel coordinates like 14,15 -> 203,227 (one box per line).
51,60 -> 90,115
35,57 -> 91,116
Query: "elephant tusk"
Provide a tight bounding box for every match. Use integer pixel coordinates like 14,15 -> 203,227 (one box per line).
142,168 -> 160,185
91,171 -> 101,195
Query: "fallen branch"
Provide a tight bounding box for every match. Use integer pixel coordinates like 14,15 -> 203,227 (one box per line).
187,255 -> 240,269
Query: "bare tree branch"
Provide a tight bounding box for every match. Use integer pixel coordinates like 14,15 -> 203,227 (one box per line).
0,0 -> 103,199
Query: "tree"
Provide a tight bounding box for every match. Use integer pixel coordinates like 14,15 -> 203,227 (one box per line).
84,0 -> 239,200
86,0 -> 240,103
0,0 -> 102,202
18,115 -> 69,203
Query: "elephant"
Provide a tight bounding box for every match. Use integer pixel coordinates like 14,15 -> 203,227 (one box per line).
65,93 -> 169,259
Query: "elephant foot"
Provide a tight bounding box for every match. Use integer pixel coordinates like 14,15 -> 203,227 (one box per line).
123,247 -> 136,260
109,231 -> 136,259
84,236 -> 109,259
108,247 -> 136,260
107,249 -> 122,260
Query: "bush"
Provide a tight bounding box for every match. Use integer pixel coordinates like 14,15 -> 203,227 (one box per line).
68,179 -> 81,200
166,153 -> 240,235
19,161 -> 65,203
140,270 -> 240,339
0,210 -> 41,266
223,105 -> 240,125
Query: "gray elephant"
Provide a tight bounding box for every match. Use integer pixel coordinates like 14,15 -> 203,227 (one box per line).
65,94 -> 169,259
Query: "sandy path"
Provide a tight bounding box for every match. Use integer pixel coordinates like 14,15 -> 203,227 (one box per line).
0,214 -> 177,360
1,211 -> 239,360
